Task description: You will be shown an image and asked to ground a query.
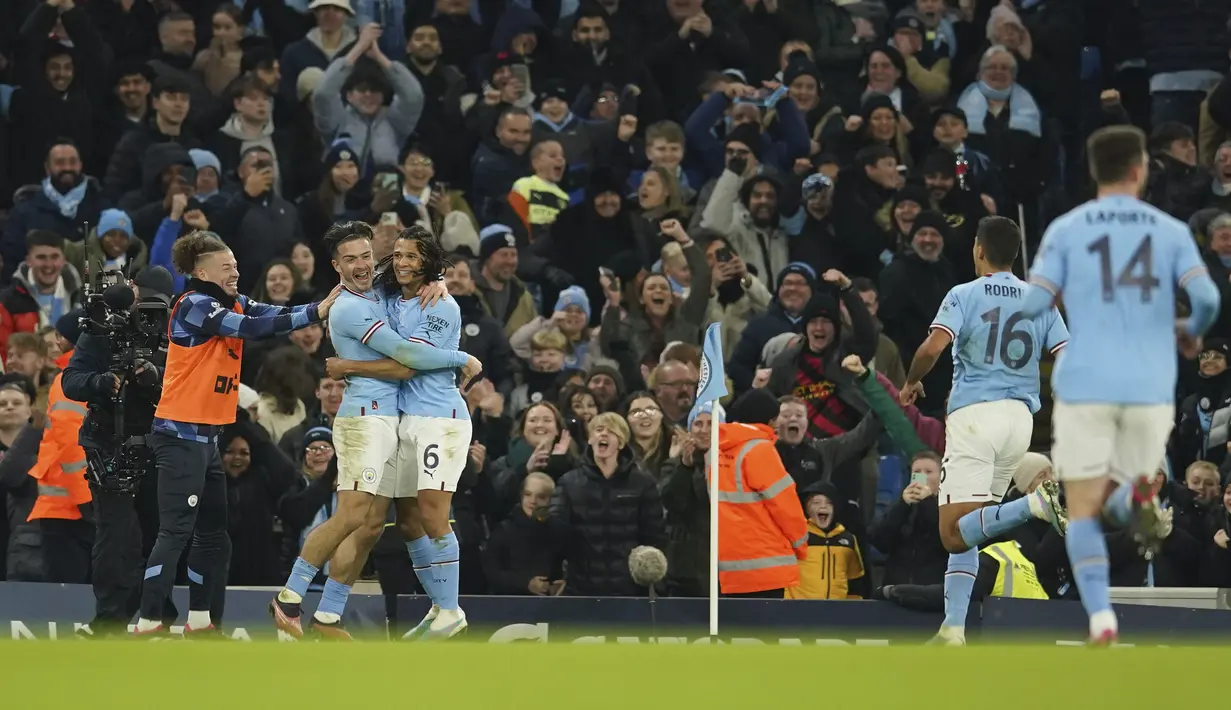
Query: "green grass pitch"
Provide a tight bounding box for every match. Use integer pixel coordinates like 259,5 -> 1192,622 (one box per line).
1,641 -> 1225,708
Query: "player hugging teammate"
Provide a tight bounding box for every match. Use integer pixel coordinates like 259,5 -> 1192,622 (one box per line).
272,222 -> 481,640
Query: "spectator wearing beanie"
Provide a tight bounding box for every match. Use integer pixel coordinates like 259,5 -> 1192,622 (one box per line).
189,149 -> 226,209
278,0 -> 358,107
297,138 -> 390,266
547,167 -> 649,324
831,145 -> 904,281
878,210 -> 956,414
684,76 -> 811,182
1172,339 -> 1231,474
689,121 -> 774,230
587,363 -> 627,413
788,172 -> 842,268
8,5 -> 108,188
473,225 -> 537,338
395,142 -> 481,258
888,10 -> 951,103
920,148 -> 990,282
779,51 -> 844,145
833,92 -> 913,171
531,77 -> 617,179
105,74 -> 200,203
278,426 -> 339,572
729,262 -> 816,392
765,276 -> 878,441
64,208 -> 149,278
511,286 -> 600,372
313,21 -> 425,178
888,183 -> 930,255
210,74 -> 295,197
700,165 -> 789,287
787,480 -> 869,599
659,400 -> 725,596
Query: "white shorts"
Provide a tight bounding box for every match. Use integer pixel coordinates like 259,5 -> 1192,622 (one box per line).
396,414 -> 473,494
1052,401 -> 1174,484
333,415 -> 400,497
940,400 -> 1033,505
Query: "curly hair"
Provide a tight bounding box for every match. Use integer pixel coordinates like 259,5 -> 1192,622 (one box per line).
374,224 -> 453,294
171,230 -> 229,275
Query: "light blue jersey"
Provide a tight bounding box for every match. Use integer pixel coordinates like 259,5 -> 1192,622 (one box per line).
1028,195 -> 1212,405
327,288 -> 401,417
932,272 -> 1069,415
389,295 -> 470,421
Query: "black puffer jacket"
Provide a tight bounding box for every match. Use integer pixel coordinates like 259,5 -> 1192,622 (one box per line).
483,506 -> 566,595
869,495 -> 948,586
548,448 -> 667,596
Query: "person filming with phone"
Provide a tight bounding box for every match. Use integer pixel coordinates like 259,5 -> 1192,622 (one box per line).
215,146 -> 304,294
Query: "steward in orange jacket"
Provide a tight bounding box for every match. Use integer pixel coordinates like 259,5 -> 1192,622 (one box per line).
26,345 -> 94,582
712,389 -> 808,595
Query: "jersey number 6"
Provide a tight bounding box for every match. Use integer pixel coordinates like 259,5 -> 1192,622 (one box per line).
980,307 -> 1034,370
423,443 -> 439,471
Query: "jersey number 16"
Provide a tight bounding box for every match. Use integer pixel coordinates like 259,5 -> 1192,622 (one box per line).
980,308 -> 1033,370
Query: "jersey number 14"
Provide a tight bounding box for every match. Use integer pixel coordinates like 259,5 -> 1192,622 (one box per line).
1088,234 -> 1160,303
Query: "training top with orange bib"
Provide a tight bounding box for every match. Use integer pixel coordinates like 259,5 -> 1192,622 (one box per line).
153,280 -> 321,442
710,422 -> 809,594
27,351 -> 91,521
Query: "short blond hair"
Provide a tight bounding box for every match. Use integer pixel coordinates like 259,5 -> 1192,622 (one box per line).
660,241 -> 685,269
1185,460 -> 1219,481
588,411 -> 630,447
524,471 -> 555,493
530,329 -> 568,352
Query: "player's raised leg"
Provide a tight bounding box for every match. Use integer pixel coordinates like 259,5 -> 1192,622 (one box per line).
271,416 -> 397,638
931,401 -> 1058,645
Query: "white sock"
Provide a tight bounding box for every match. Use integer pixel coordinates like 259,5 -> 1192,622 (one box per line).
186,610 -> 212,629
278,588 -> 303,605
135,618 -> 161,632
314,611 -> 341,624
1089,609 -> 1118,638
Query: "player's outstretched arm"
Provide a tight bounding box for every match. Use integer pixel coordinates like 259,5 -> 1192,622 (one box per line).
183,293 -> 320,341
326,357 -> 414,381
1020,283 -> 1055,318
364,324 -> 471,371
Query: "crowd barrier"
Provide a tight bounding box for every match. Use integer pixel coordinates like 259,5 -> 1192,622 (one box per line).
1,582 -> 1227,644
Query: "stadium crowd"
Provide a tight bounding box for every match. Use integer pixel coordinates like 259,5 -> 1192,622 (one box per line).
0,0 -> 1228,605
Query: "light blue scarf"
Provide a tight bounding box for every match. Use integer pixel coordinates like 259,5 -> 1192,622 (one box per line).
42,177 -> 88,219
957,81 -> 1042,138
533,112 -> 573,132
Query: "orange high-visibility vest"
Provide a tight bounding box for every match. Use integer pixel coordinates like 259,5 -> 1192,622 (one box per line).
710,422 -> 808,594
155,292 -> 243,425
28,351 -> 91,521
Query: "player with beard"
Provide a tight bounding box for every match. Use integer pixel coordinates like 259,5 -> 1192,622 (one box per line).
273,222 -> 462,639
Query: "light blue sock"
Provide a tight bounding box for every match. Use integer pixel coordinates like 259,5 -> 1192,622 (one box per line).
942,548 -> 979,629
407,535 -> 439,602
1065,517 -> 1112,617
431,532 -> 460,611
957,497 -> 1035,549
285,557 -> 319,599
1102,483 -> 1133,527
317,578 -> 351,618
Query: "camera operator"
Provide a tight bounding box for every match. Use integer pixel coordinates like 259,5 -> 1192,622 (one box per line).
134,231 -> 338,636
61,267 -> 177,636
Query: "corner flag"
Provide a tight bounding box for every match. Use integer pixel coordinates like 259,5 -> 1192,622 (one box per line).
696,323 -> 727,405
